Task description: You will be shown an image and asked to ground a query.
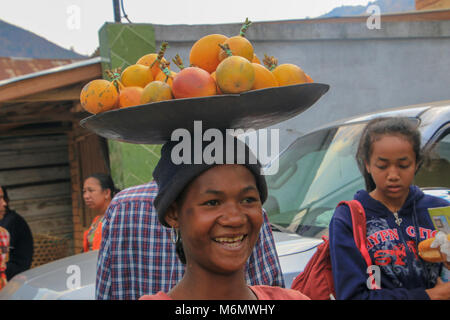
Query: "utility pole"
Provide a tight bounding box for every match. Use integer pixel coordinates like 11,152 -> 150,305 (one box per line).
113,0 -> 121,23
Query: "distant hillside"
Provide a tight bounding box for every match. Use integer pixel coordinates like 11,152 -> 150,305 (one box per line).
320,0 -> 416,18
0,19 -> 86,59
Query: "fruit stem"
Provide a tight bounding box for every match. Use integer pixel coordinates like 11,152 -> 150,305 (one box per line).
172,54 -> 185,70
159,61 -> 172,83
218,43 -> 233,57
150,41 -> 169,68
263,54 -> 278,71
105,68 -> 123,92
239,18 -> 252,37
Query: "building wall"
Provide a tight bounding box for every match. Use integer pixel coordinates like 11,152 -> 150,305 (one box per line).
151,16 -> 450,150
0,133 -> 74,263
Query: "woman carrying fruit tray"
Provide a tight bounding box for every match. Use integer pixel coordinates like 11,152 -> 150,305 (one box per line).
140,135 -> 310,300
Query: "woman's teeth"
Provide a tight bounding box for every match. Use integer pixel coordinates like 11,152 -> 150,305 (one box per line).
214,235 -> 245,245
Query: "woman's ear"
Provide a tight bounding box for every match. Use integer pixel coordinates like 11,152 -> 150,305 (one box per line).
365,161 -> 371,175
104,188 -> 112,200
165,204 -> 179,228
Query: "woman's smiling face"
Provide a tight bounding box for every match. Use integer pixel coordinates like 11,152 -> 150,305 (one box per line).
167,164 -> 263,275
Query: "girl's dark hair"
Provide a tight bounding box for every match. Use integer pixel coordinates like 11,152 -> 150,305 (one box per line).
356,117 -> 421,192
1,186 -> 9,203
86,173 -> 120,198
0,186 -> 10,211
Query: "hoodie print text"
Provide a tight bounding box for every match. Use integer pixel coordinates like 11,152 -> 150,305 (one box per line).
366,218 -> 436,287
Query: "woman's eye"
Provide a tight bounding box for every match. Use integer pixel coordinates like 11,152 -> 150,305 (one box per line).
203,199 -> 219,206
376,165 -> 387,170
399,164 -> 411,169
242,197 -> 258,204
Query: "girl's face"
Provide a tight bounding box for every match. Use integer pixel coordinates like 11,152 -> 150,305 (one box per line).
0,188 -> 7,220
167,164 -> 263,275
83,177 -> 110,211
365,134 -> 417,205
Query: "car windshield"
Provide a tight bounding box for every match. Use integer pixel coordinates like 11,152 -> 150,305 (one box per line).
264,122 -> 367,239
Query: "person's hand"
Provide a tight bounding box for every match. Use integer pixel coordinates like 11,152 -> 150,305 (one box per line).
426,278 -> 450,300
431,232 -> 450,264
443,254 -> 450,270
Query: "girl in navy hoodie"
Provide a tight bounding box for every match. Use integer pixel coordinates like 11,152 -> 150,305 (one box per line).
329,117 -> 450,300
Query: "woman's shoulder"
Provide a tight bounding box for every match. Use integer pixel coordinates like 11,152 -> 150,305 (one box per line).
250,285 -> 310,300
91,215 -> 103,224
417,192 -> 450,209
139,291 -> 172,300
330,201 -> 353,224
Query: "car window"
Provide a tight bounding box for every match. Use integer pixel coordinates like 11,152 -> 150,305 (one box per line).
264,123 -> 366,238
415,128 -> 450,188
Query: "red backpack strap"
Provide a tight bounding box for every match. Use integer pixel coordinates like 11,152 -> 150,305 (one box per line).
337,200 -> 378,290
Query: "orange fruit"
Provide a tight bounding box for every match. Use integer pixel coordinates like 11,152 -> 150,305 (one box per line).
172,67 -> 217,99
80,79 -> 119,114
121,64 -> 153,88
141,81 -> 173,104
252,54 -> 262,64
189,34 -> 228,73
136,53 -> 170,78
218,36 -> 254,62
210,71 -> 223,94
119,86 -> 144,108
305,73 -> 314,83
155,69 -> 177,88
251,63 -> 278,90
215,56 -> 255,94
272,63 -> 308,86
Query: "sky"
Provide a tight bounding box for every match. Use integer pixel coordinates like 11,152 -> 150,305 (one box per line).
1,0 -> 372,56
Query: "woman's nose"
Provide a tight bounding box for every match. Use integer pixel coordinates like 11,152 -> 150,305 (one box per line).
387,167 -> 400,180
218,202 -> 246,226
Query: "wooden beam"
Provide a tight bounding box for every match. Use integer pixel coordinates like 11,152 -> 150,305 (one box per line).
0,123 -> 72,137
0,62 -> 101,103
7,84 -> 84,103
0,112 -> 77,125
0,165 -> 70,186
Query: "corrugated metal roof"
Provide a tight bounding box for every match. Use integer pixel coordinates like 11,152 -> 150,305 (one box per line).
0,57 -> 78,80
0,56 -> 104,87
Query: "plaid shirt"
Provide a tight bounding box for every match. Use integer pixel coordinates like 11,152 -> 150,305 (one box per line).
96,180 -> 285,300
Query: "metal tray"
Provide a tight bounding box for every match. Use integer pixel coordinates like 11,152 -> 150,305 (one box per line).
80,83 -> 329,144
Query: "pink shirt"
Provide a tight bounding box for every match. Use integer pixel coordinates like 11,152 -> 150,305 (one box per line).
139,285 -> 310,300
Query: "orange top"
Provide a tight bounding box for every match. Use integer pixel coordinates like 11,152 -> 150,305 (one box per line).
139,285 -> 310,300
83,215 -> 103,252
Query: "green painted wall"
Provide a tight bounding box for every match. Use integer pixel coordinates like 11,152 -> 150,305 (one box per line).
108,141 -> 161,190
99,23 -> 161,189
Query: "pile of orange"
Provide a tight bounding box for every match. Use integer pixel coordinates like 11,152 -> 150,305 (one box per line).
80,19 -> 314,114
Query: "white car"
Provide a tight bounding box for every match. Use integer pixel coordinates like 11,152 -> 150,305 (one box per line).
1,100 -> 449,299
